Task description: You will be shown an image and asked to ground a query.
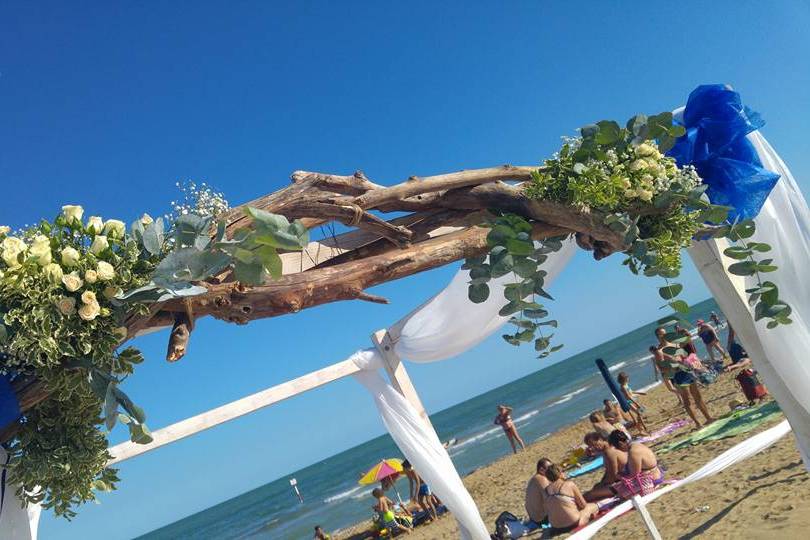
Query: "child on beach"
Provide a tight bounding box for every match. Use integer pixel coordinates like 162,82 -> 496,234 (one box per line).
494,405 -> 526,454
401,460 -> 437,521
371,488 -> 412,534
616,372 -> 649,435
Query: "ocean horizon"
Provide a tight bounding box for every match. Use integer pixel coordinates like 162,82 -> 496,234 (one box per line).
138,297 -> 725,540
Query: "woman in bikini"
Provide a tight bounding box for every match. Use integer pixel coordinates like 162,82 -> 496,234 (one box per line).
654,327 -> 715,427
494,404 -> 525,453
607,430 -> 664,493
542,463 -> 599,535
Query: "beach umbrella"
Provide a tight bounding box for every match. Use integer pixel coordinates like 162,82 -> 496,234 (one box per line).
358,459 -> 406,506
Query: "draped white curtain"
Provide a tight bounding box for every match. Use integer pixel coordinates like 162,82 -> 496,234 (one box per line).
351,239 -> 576,540
0,448 -> 41,540
688,132 -> 810,467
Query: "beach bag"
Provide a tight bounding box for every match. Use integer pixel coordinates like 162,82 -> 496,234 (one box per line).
494,511 -> 532,539
613,472 -> 655,499
696,369 -> 718,386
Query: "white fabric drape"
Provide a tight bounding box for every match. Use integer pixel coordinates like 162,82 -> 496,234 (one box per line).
688,132 -> 810,467
394,238 -> 577,361
350,349 -> 490,540
569,419 -> 792,539
346,240 -> 576,540
0,448 -> 40,540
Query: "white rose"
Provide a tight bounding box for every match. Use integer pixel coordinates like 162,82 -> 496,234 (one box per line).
140,213 -> 154,225
60,246 -> 81,267
635,143 -> 656,157
62,205 -> 84,224
44,262 -> 64,285
0,226 -> 10,235
624,189 -> 638,199
86,216 -> 104,234
620,178 -> 631,189
81,290 -> 97,304
84,269 -> 98,284
2,236 -> 27,268
638,189 -> 654,202
629,159 -> 647,172
62,271 -> 84,292
28,235 -> 52,266
640,174 -> 654,185
78,301 -> 101,321
113,326 -> 128,341
102,219 -> 126,239
103,285 -> 121,300
90,235 -> 109,256
56,296 -> 76,316
96,260 -> 115,281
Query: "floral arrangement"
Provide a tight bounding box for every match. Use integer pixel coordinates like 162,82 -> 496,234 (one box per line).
0,184 -> 309,517
465,112 -> 792,356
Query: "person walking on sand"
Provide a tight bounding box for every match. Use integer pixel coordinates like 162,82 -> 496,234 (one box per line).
655,327 -> 715,428
494,404 -> 525,453
401,460 -> 437,521
543,463 -> 599,533
697,319 -> 729,370
525,457 -> 553,526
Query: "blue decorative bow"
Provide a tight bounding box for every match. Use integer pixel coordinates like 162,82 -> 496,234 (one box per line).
667,84 -> 780,221
0,374 -> 20,432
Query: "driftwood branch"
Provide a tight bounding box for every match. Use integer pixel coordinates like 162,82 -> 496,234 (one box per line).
5,163 -> 640,430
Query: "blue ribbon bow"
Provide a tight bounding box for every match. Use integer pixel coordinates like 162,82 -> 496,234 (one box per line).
667,84 -> 780,221
0,374 -> 20,432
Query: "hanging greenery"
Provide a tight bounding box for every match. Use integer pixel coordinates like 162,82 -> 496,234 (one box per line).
0,187 -> 309,517
467,111 -> 791,355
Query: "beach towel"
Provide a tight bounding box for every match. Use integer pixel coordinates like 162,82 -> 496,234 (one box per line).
659,400 -> 782,453
636,419 -> 690,443
567,456 -> 604,478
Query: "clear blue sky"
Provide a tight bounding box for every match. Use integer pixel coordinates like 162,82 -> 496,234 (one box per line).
2,1 -> 808,538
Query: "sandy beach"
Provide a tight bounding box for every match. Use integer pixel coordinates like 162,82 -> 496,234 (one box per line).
341,372 -> 810,539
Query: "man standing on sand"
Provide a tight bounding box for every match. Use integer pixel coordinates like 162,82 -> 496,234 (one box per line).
402,460 -> 437,521
525,457 -> 552,525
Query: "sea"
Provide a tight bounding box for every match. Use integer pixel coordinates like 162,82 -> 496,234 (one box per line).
139,297 -> 728,540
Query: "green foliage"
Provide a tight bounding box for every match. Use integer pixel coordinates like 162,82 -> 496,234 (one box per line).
463,214 -> 565,359
0,201 -> 309,518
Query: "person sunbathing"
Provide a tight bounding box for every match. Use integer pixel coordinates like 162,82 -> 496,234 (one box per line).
541,463 -> 599,535
582,432 -> 627,501
525,458 -> 552,526
588,411 -> 628,440
372,488 -> 412,534
605,430 -> 664,497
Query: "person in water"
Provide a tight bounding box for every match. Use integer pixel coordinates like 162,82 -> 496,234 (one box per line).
696,319 -> 729,369
525,457 -> 552,526
654,327 -> 715,427
313,525 -> 331,540
372,488 -> 412,534
494,405 -> 526,453
617,372 -> 649,435
542,463 -> 599,534
401,460 -> 437,521
583,431 -> 626,501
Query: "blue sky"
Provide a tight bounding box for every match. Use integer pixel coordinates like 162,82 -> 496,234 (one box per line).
2,1 -> 808,538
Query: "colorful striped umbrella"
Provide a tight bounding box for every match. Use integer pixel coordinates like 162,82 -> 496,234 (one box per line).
358,458 -> 403,485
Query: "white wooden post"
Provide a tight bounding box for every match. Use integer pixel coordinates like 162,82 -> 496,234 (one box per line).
107,358 -> 363,464
371,328 -> 433,429
630,496 -> 663,540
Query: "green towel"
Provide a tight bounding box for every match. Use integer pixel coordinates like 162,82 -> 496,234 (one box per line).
658,400 -> 782,453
